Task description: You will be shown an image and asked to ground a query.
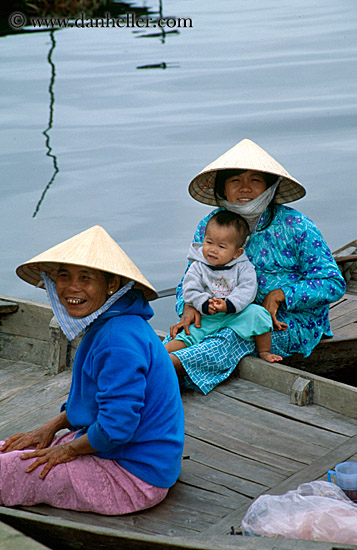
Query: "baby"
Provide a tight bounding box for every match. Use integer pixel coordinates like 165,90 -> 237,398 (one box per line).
165,210 -> 282,363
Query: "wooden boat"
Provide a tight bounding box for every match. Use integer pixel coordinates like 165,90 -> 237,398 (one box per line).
333,238 -> 357,296
0,240 -> 356,550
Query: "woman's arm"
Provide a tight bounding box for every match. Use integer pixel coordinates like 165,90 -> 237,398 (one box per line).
280,222 -> 346,311
170,303 -> 202,338
251,209 -> 346,316
262,288 -> 288,331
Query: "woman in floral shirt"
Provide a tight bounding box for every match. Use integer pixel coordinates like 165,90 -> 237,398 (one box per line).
165,139 -> 345,394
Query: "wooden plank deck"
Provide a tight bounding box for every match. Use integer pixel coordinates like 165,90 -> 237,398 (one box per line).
0,519 -> 51,550
0,357 -> 357,549
0,282 -> 356,549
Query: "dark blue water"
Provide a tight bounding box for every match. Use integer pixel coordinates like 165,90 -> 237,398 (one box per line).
1,0 -> 356,330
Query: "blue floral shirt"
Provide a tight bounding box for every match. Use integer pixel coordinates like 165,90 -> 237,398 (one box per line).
175,204 -> 346,357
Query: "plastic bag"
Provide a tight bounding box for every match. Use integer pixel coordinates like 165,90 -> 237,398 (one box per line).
241,480 -> 357,544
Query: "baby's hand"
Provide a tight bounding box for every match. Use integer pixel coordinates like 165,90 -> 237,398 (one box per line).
212,298 -> 227,313
208,299 -> 217,315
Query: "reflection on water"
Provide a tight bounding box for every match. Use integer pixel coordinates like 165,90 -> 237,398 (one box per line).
135,0 -> 178,43
136,29 -> 179,41
95,1 -> 155,19
33,30 -> 59,218
28,0 -> 181,216
136,61 -> 179,70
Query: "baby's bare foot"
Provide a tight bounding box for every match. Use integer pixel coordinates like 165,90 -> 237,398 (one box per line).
259,351 -> 283,363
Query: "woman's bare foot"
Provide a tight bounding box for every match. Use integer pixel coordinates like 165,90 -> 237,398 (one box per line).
258,351 -> 283,363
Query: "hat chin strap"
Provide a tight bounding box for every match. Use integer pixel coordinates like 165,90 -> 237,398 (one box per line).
220,179 -> 280,231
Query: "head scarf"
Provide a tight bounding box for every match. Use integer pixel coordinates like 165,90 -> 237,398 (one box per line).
42,272 -> 135,340
220,180 -> 281,231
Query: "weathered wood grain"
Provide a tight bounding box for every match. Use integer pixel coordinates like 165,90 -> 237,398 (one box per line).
0,333 -> 50,367
183,406 -> 332,466
0,371 -> 71,428
239,356 -> 357,418
0,360 -> 47,401
175,459 -> 254,500
0,300 -> 18,315
0,295 -> 52,340
0,518 -> 50,550
333,323 -> 357,339
185,418 -> 306,474
220,378 -> 357,436
0,362 -> 356,548
183,436 -> 284,488
184,389 -> 347,449
330,308 -> 357,331
205,434 -> 357,536
0,506 -> 345,550
329,295 -> 357,319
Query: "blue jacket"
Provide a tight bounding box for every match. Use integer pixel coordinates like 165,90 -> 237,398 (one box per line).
63,289 -> 185,488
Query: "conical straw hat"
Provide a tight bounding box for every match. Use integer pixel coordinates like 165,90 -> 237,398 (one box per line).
16,225 -> 158,301
188,138 -> 306,206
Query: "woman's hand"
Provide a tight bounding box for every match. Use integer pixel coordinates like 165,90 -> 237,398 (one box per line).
0,412 -> 70,454
170,304 -> 201,338
262,289 -> 288,331
1,426 -> 57,454
20,434 -> 95,479
20,442 -> 78,480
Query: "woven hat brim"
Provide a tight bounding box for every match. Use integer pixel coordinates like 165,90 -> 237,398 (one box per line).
189,170 -> 306,206
188,138 -> 306,206
16,226 -> 158,301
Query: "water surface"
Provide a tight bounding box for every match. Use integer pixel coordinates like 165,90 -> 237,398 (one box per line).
1,0 -> 356,329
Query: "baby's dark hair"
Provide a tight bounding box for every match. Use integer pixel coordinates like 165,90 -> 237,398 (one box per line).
206,210 -> 249,248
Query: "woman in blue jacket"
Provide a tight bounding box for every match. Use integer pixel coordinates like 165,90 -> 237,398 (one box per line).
0,225 -> 184,515
166,138 -> 346,395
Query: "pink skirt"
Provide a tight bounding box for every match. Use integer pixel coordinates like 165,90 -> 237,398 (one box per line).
0,431 -> 168,515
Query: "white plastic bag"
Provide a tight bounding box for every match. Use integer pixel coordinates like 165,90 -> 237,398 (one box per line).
241,480 -> 357,544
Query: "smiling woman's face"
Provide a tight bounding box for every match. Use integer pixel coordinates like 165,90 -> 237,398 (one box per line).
224,170 -> 267,203
56,264 -> 115,318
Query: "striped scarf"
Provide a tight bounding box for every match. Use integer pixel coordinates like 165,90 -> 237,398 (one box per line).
41,272 -> 135,340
